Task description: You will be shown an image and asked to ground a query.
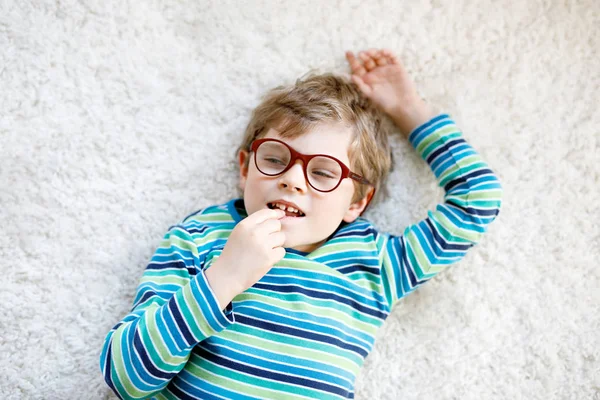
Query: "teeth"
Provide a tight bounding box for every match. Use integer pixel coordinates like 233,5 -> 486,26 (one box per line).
270,202 -> 303,215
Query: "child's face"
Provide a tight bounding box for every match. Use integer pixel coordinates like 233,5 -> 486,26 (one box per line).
238,122 -> 370,253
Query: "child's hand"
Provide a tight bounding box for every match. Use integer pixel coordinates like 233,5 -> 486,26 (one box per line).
346,49 -> 435,135
205,209 -> 286,308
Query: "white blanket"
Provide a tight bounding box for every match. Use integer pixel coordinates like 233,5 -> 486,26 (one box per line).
1,0 -> 598,398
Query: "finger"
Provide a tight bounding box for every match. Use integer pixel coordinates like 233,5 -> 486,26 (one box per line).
351,74 -> 372,97
258,218 -> 282,235
374,56 -> 388,66
365,58 -> 376,70
365,48 -> 388,66
248,208 -> 285,225
366,48 -> 379,57
358,51 -> 376,71
268,231 -> 286,249
381,48 -> 400,65
270,246 -> 286,263
346,51 -> 367,76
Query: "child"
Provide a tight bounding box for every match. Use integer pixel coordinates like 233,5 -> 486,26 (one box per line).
100,48 -> 503,400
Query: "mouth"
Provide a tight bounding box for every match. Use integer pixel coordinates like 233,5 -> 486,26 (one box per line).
267,201 -> 306,217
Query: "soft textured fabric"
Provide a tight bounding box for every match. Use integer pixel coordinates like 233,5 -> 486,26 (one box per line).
3,1 -> 599,399
100,115 -> 503,399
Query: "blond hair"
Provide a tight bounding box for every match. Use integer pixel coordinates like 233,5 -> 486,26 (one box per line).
237,72 -> 393,205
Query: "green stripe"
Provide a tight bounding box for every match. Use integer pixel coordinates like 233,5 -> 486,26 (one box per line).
218,327 -> 361,374
235,291 -> 380,336
243,287 -> 383,328
187,353 -> 341,400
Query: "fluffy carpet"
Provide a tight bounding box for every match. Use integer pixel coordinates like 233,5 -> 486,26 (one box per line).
1,0 -> 598,399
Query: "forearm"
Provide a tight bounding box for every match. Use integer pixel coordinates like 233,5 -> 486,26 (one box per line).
408,114 -> 504,243
100,272 -> 236,399
100,226 -> 235,399
380,115 -> 503,306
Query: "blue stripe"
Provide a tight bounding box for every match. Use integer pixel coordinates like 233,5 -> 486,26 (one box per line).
387,238 -> 404,294
208,336 -> 356,383
147,259 -> 195,271
266,267 -> 386,305
120,321 -> 156,392
400,241 -> 429,288
414,119 -> 455,146
161,302 -> 188,351
200,342 -> 353,389
133,290 -> 156,308
333,224 -> 378,239
234,303 -> 373,350
234,299 -> 374,345
252,283 -> 387,320
192,272 -> 234,330
195,345 -> 351,397
409,114 -> 450,141
336,264 -> 380,276
427,138 -> 467,164
424,218 -> 472,252
178,368 -> 254,400
169,377 -> 222,400
168,297 -> 196,347
444,168 -> 496,192
103,345 -> 125,400
155,306 -> 180,359
446,199 -> 500,218
133,328 -> 173,381
236,314 -> 368,358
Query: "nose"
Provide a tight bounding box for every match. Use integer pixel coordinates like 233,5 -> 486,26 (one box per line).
278,160 -> 307,193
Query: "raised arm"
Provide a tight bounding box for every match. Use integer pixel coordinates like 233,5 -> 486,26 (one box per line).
99,224 -> 234,400
378,115 -> 503,304
346,49 -> 503,306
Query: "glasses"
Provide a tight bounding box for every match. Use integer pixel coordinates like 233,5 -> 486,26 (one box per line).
250,138 -> 374,193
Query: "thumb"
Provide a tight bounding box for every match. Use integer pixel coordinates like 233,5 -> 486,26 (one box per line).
351,74 -> 372,98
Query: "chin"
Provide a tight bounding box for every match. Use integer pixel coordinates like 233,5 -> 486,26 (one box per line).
282,236 -> 305,250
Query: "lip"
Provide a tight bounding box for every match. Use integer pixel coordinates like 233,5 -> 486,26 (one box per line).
267,199 -> 306,216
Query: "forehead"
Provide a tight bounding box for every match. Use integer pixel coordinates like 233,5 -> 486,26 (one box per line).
263,122 -> 354,164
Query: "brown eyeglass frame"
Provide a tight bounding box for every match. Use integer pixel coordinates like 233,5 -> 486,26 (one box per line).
249,138 -> 375,198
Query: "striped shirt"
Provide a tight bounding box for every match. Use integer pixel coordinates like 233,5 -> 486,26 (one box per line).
100,114 -> 503,399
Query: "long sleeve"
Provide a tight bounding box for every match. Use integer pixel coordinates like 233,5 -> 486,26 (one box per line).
378,114 -> 503,307
99,225 -> 235,400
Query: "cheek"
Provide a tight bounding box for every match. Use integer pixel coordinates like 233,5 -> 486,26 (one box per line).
313,187 -> 353,218
245,166 -> 266,187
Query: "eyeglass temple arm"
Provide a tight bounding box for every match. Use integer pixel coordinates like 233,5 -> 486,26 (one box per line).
348,172 -> 373,186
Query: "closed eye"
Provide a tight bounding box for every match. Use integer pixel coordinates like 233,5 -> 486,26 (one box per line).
264,157 -> 287,165
311,170 -> 336,179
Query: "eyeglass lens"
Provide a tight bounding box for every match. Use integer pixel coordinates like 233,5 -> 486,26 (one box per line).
255,141 -> 343,191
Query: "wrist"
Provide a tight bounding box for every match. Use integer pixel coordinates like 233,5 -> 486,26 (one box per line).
205,258 -> 243,310
389,100 -> 436,137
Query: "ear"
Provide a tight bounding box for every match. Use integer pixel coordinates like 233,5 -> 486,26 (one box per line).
342,188 -> 375,223
238,150 -> 250,191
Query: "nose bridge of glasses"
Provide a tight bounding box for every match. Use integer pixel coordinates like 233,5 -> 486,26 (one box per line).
282,158 -> 308,185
